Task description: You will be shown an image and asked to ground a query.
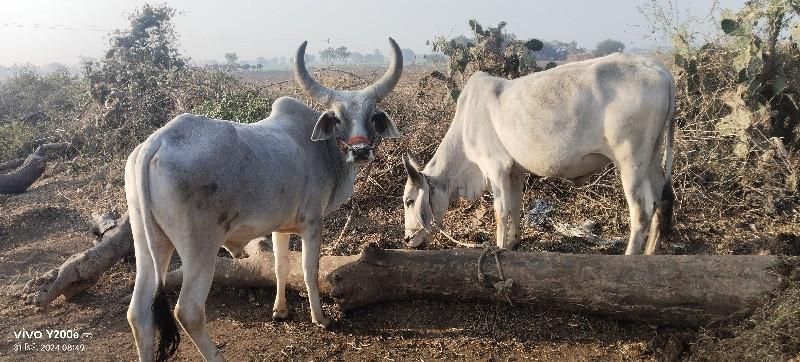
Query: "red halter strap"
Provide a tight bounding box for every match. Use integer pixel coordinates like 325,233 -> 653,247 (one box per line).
345,136 -> 371,145
337,136 -> 372,153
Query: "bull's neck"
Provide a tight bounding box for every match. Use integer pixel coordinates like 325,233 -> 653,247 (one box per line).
323,138 -> 358,215
424,122 -> 469,200
424,117 -> 488,206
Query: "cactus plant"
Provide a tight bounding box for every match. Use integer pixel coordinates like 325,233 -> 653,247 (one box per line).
717,0 -> 800,155
429,20 -> 545,101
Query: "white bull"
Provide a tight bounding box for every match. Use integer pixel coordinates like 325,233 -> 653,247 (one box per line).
126,38 -> 402,361
403,53 -> 675,255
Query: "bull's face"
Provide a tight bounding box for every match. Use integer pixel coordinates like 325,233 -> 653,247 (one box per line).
402,154 -> 434,247
294,38 -> 403,167
311,98 -> 399,166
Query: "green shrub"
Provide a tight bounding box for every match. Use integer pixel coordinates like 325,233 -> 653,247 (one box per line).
194,89 -> 273,123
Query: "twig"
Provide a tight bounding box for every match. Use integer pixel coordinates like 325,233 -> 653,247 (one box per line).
437,228 -> 485,248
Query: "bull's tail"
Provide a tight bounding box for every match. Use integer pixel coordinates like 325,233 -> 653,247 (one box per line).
646,78 -> 676,255
134,139 -> 181,361
660,89 -> 675,240
153,284 -> 179,361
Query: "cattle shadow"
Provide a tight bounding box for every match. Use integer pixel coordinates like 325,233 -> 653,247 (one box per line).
199,283 -> 666,347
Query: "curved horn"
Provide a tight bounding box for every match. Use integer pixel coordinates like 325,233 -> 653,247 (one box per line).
294,41 -> 337,104
362,37 -> 404,102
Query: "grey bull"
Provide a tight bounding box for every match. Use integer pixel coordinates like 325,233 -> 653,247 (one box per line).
125,38 -> 402,361
402,53 -> 675,255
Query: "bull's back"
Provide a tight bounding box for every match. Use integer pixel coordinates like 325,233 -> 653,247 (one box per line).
144,114 -> 307,232
478,54 -> 671,178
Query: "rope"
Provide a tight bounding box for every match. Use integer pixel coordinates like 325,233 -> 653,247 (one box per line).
477,244 -> 514,306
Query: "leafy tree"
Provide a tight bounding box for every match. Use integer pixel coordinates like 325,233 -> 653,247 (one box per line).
594,39 -> 625,56
334,46 -> 351,61
536,40 -> 587,60
83,4 -> 191,156
304,53 -> 317,64
401,48 -> 416,62
364,49 -> 385,63
319,47 -> 337,63
350,52 -> 365,63
225,52 -> 239,70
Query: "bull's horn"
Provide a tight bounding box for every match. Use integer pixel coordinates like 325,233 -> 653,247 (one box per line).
294,41 -> 337,104
362,37 -> 403,102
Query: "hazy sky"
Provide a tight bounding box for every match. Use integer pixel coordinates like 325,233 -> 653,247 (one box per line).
0,0 -> 747,66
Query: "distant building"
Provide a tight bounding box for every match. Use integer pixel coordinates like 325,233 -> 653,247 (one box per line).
566,53 -> 596,63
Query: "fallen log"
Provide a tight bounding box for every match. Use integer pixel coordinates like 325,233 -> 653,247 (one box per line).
0,154 -> 47,194
0,158 -> 25,173
22,212 -> 133,306
166,245 -> 795,327
0,142 -> 70,194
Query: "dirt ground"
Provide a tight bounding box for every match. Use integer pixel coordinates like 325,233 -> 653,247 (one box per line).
0,157 -> 796,362
1,68 -> 799,361
0,169 -> 682,362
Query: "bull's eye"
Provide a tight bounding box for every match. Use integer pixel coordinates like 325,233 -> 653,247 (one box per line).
405,199 -> 415,207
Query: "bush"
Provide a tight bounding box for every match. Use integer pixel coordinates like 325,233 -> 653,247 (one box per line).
0,65 -> 85,125
82,4 -> 190,158
194,89 -> 274,123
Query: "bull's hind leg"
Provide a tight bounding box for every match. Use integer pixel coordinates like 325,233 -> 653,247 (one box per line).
127,217 -> 175,361
487,167 -> 524,250
644,162 -> 670,255
173,237 -> 224,362
617,162 -> 659,255
272,232 -> 291,320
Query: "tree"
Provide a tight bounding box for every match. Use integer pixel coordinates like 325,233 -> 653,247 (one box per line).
304,53 -> 317,64
401,48 -> 416,63
536,40 -> 587,61
350,52 -> 365,63
83,4 -> 190,156
423,53 -> 446,64
365,49 -> 385,64
319,47 -> 337,63
333,46 -> 351,61
225,52 -> 239,71
594,39 -> 625,56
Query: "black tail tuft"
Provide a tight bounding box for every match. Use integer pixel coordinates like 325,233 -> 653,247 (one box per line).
660,182 -> 675,240
153,284 -> 180,361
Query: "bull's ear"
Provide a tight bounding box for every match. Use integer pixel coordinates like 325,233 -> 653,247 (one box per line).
402,153 -> 423,185
373,109 -> 399,138
407,153 -> 423,171
311,110 -> 338,141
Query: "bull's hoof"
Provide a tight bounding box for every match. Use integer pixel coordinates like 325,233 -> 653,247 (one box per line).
314,316 -> 334,330
272,308 -> 290,321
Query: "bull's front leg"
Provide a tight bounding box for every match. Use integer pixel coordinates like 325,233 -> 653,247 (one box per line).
506,172 -> 525,249
489,171 -> 516,250
299,221 -> 332,329
271,232 -> 291,320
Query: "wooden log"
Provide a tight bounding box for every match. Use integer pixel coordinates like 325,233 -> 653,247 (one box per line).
166,244 -> 795,327
0,158 -> 25,173
0,154 -> 47,194
0,142 -> 70,194
22,212 -> 133,306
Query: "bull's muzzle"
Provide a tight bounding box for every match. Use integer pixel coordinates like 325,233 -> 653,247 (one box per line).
341,136 -> 375,166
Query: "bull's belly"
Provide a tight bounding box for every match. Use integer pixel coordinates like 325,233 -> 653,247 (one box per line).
516,152 -> 612,181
